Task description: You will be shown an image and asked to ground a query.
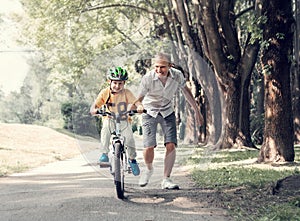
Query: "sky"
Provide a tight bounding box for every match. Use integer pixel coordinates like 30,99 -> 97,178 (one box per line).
0,0 -> 29,95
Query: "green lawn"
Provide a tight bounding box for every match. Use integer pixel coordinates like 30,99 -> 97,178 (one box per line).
186,145 -> 300,221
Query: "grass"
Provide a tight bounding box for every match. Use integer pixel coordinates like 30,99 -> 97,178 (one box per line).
54,127 -> 99,142
210,150 -> 260,163
187,145 -> 300,221
0,124 -> 85,177
191,167 -> 298,189
0,163 -> 29,176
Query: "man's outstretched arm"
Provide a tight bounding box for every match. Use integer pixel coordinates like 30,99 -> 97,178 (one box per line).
181,85 -> 204,126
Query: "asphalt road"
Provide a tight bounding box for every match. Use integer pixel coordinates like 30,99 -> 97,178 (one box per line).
0,137 -> 231,221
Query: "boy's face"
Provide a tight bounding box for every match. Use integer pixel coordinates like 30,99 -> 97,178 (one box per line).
110,80 -> 125,93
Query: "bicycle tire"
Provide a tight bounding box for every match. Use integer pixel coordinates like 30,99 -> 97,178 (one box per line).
114,142 -> 125,199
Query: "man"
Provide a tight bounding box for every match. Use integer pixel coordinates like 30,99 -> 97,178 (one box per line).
136,53 -> 203,189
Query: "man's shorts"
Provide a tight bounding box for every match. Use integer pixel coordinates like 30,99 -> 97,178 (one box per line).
142,112 -> 177,148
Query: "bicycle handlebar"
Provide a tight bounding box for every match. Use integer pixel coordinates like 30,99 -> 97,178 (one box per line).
95,109 -> 147,117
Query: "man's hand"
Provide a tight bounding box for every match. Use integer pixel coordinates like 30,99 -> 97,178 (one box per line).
136,104 -> 144,113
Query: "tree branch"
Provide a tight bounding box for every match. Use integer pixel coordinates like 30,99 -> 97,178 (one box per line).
217,0 -> 241,64
235,6 -> 255,20
114,26 -> 141,49
80,3 -> 164,17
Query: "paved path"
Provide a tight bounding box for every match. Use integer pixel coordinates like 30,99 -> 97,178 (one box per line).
0,136 -> 231,221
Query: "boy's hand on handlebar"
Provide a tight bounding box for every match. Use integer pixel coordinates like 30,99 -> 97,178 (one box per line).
90,108 -> 98,115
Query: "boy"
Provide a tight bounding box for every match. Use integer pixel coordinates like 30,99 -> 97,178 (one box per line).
90,67 -> 143,176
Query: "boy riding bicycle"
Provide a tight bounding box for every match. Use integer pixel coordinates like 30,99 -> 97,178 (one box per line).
90,67 -> 143,176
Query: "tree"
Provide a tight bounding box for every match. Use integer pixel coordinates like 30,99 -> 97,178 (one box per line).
21,0 -> 256,147
164,0 -> 261,149
258,0 -> 295,162
293,0 -> 300,144
19,0 -> 297,155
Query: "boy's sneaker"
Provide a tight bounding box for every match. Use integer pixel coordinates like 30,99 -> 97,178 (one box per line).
99,153 -> 109,162
99,153 -> 110,168
139,168 -> 154,187
161,178 -> 179,190
128,159 -> 140,176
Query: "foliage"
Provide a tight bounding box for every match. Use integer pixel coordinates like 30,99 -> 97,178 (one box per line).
61,102 -> 72,129
250,113 -> 264,145
234,1 -> 266,46
0,163 -> 29,177
17,0 -> 298,154
0,52 -> 66,126
0,89 -> 38,124
20,0 -> 155,99
250,66 -> 265,145
60,101 -> 100,138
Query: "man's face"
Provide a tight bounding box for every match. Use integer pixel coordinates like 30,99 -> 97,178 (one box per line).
110,80 -> 125,93
154,59 -> 170,79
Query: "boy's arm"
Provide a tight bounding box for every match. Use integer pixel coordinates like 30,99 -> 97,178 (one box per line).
90,101 -> 98,115
90,89 -> 107,115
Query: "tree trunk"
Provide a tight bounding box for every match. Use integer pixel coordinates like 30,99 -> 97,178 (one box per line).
258,0 -> 295,163
293,64 -> 300,144
191,51 -> 225,147
240,71 -> 256,148
198,0 -> 257,149
252,69 -> 264,145
293,0 -> 300,144
256,74 -> 265,115
221,78 -> 241,149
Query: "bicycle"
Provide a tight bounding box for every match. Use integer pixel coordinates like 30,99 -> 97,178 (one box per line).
95,108 -> 145,199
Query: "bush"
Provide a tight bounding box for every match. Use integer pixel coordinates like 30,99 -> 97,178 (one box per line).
250,113 -> 264,145
61,102 -> 73,130
61,101 -> 100,138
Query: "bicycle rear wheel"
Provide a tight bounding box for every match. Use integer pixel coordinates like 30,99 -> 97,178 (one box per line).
113,142 -> 125,199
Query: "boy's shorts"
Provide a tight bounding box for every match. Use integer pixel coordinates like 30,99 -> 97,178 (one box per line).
142,112 -> 177,148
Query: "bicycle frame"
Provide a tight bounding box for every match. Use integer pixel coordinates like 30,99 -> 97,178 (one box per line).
96,108 -> 141,199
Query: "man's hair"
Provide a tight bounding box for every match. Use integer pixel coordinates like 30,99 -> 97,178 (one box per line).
153,52 -> 171,63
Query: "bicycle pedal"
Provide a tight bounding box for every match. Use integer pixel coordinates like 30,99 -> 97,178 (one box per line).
99,162 -> 111,168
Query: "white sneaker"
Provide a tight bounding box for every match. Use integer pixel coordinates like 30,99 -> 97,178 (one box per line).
139,168 -> 154,187
161,178 -> 179,190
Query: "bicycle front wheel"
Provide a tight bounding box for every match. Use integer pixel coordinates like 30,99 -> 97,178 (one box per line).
113,142 -> 125,199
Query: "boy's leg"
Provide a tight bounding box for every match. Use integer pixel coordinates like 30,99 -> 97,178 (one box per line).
121,121 -> 137,159
122,122 -> 139,175
99,119 -> 112,166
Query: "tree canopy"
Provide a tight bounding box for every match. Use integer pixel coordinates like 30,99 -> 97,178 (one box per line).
1,0 -> 298,163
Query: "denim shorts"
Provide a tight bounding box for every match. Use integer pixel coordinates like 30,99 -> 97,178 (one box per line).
142,112 -> 177,148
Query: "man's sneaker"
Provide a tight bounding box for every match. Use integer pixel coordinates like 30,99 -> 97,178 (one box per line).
99,153 -> 109,162
139,168 -> 153,187
161,178 -> 179,190
128,159 -> 140,176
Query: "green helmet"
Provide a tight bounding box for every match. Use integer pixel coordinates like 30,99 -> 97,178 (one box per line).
107,67 -> 128,81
